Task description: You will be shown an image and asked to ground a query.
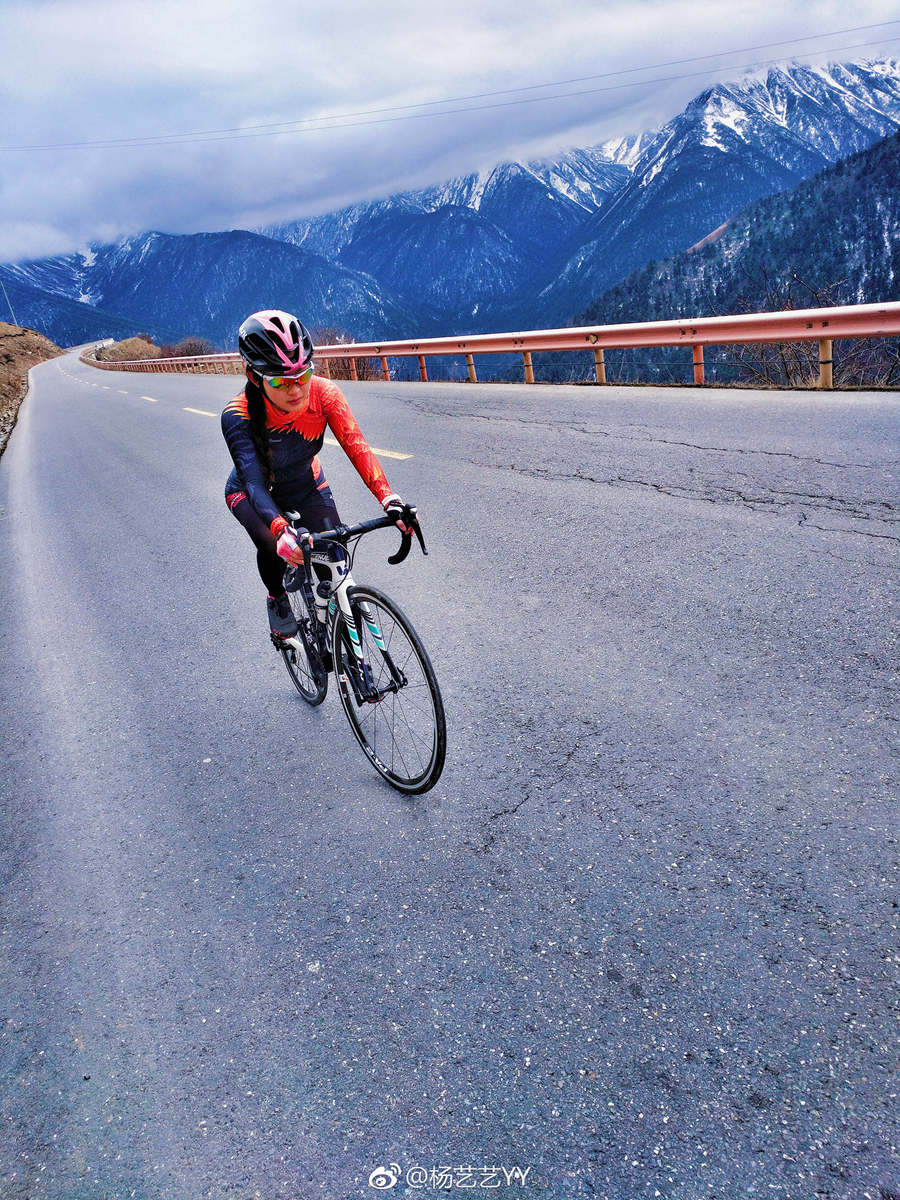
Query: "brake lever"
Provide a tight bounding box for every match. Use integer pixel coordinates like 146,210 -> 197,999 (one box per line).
411,514 -> 428,555
283,524 -> 314,587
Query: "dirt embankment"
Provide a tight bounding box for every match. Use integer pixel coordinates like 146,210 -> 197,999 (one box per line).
94,336 -> 161,363
0,322 -> 65,457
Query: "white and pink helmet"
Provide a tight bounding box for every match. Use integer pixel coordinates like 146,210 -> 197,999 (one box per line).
238,310 -> 314,376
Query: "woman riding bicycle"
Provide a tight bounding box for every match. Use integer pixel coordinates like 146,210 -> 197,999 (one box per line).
222,310 -> 409,638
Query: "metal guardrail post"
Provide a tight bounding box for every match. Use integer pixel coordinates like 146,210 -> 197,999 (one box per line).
418,356 -> 428,382
692,345 -> 705,385
349,358 -> 358,381
593,348 -> 606,384
523,351 -> 534,383
466,354 -> 477,383
819,339 -> 833,389
380,356 -> 390,382
320,359 -> 331,379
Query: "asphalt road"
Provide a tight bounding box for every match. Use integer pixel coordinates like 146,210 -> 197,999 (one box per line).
1,353 -> 898,1200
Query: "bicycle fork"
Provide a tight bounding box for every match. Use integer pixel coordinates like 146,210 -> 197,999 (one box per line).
334,593 -> 408,705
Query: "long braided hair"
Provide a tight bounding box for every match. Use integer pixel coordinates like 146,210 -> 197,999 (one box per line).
244,374 -> 274,487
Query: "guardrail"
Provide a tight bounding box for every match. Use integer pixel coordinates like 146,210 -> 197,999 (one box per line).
80,299 -> 900,389
83,351 -> 243,375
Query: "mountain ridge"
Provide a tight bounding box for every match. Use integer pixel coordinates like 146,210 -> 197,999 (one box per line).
0,230 -> 420,348
506,58 -> 900,328
574,126 -> 900,329
2,57 -> 899,349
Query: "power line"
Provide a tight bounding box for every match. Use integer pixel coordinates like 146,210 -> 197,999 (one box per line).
1,278 -> 18,325
2,21 -> 899,151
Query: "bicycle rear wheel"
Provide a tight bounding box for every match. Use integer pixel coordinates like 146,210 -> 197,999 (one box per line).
333,585 -> 446,794
280,592 -> 328,705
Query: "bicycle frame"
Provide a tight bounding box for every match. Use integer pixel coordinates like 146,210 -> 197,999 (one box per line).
291,531 -> 407,705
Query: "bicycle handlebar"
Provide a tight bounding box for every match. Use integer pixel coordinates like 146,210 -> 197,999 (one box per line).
292,505 -> 428,564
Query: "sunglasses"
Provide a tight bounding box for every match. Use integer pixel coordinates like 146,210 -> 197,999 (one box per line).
264,364 -> 313,388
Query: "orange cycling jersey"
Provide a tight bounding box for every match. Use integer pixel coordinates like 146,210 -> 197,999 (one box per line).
222,375 -> 392,537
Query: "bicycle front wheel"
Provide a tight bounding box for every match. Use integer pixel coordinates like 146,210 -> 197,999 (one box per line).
280,592 -> 328,706
333,585 -> 446,794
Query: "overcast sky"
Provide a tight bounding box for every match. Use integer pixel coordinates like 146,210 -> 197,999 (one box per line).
1,0 -> 899,264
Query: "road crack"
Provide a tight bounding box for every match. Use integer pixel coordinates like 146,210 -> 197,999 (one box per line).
488,794 -> 531,822
406,399 -> 891,470
466,454 -> 900,537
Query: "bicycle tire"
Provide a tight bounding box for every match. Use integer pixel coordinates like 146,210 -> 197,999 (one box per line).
332,585 -> 446,794
280,592 -> 328,706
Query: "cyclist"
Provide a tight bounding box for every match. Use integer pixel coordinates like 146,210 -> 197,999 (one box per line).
222,310 -> 409,639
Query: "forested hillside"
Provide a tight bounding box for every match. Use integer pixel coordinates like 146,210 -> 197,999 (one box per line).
561,128 -> 900,387
577,128 -> 900,323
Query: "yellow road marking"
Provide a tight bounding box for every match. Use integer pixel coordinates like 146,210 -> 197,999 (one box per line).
118,389 -> 128,394
184,407 -> 217,417
142,396 -> 159,402
323,435 -> 411,460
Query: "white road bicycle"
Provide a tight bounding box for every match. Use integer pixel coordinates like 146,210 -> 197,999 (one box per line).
272,509 -> 446,795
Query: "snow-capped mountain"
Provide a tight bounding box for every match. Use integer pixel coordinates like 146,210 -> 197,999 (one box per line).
521,58 -> 900,327
259,58 -> 900,332
0,230 -> 417,348
258,147 -> 630,326
573,125 -> 900,332
260,145 -> 629,259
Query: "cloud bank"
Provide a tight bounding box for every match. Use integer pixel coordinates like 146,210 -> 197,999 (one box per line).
1,0 -> 899,263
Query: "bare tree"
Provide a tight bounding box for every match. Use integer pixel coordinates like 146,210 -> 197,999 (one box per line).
310,326 -> 382,380
716,267 -> 842,387
713,266 -> 900,388
173,336 -> 216,357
